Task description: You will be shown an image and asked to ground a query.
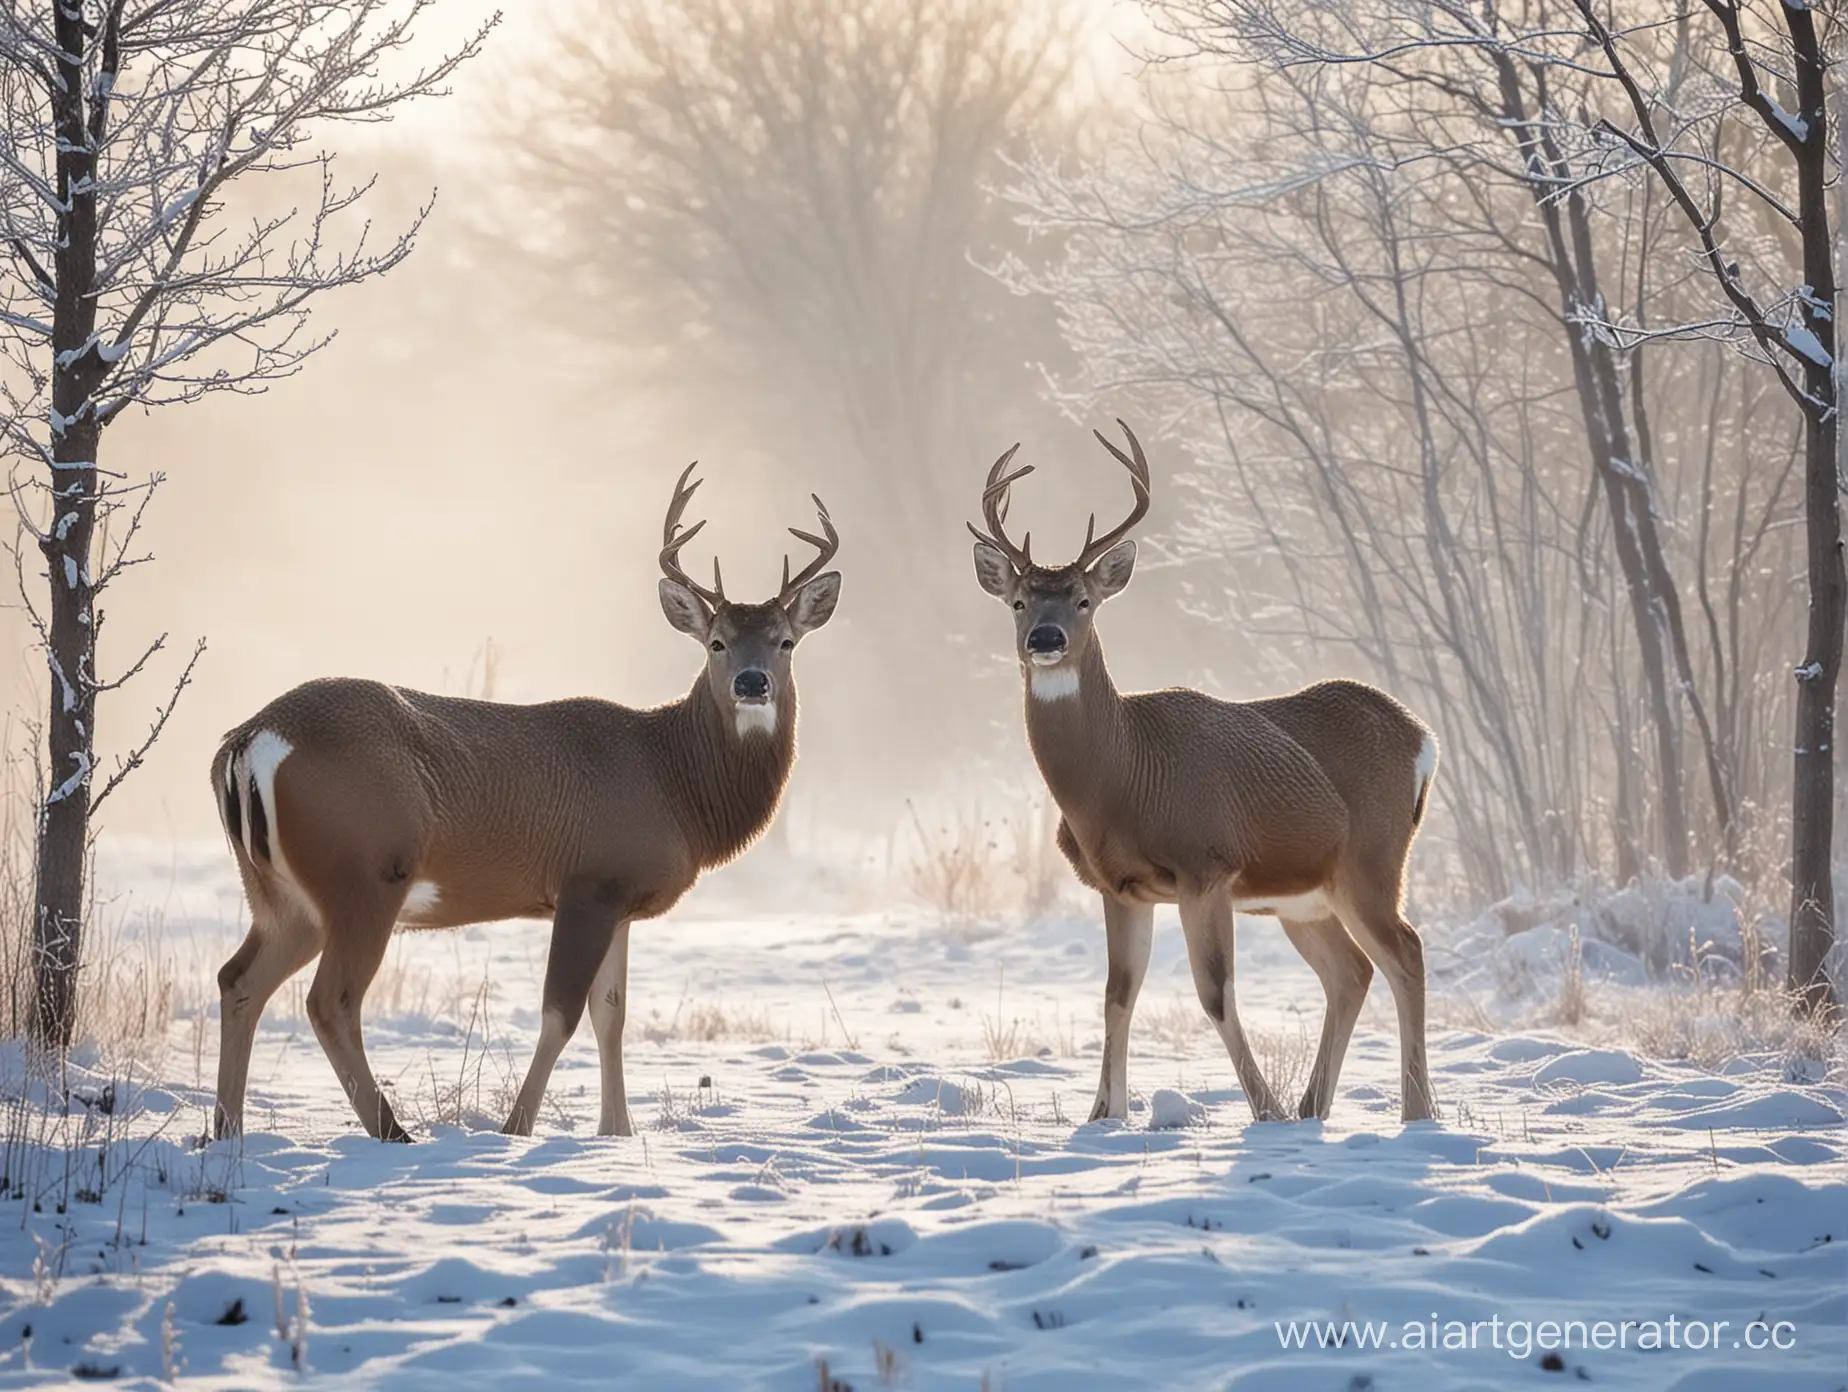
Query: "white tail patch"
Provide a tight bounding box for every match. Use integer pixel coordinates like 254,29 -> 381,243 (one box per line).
1413,731 -> 1439,815
241,731 -> 293,864
734,702 -> 778,739
224,729 -> 321,928
1029,666 -> 1081,703
399,880 -> 442,923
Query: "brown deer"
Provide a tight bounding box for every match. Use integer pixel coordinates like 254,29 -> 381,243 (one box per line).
968,424 -> 1438,1124
210,465 -> 841,1141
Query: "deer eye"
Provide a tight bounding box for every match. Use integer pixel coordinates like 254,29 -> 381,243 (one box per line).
1078,598 -> 1090,609
780,638 -> 794,651
1012,600 -> 1025,611
710,639 -> 725,653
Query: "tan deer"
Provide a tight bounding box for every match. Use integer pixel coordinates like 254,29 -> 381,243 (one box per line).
968,424 -> 1438,1124
210,465 -> 842,1141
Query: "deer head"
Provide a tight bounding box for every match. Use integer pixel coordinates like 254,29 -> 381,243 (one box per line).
658,463 -> 842,736
967,422 -> 1149,695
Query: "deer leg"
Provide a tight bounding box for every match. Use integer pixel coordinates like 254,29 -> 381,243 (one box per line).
587,921 -> 632,1137
214,897 -> 323,1139
1338,898 -> 1436,1123
1178,890 -> 1287,1122
1089,895 -> 1153,1122
305,907 -> 407,1142
504,890 -> 621,1136
1279,915 -> 1373,1121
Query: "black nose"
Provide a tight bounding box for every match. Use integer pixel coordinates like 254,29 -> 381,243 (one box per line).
1026,624 -> 1067,655
733,669 -> 772,700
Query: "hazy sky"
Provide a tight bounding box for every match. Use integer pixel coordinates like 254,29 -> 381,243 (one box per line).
2,0 -> 1160,855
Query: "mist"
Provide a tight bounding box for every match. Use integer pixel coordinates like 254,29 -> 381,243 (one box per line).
0,2 -> 1159,869
3,0 -> 1840,937
0,3 -> 1841,1380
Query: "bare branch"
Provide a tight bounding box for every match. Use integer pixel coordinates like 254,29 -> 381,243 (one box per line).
89,635 -> 204,812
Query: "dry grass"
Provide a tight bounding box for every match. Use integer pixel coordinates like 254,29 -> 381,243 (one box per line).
1139,996 -> 1209,1054
1553,904 -> 1839,1074
978,1011 -> 1022,1061
1134,995 -> 1313,1102
395,979 -> 513,1130
1549,924 -> 1588,1028
0,729 -> 190,1071
905,794 -> 1070,923
1623,982 -> 1840,1074
1429,972 -> 1841,1080
1425,988 -> 1499,1035
1248,1021 -> 1314,1107
640,996 -> 780,1044
1430,909 -> 1842,1078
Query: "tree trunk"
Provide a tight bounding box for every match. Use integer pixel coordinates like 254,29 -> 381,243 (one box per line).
1789,397 -> 1843,1012
1783,1 -> 1841,1015
32,427 -> 98,1047
33,1 -> 105,1047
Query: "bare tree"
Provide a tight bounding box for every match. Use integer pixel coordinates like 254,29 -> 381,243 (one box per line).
1002,4 -> 1808,919
1564,0 -> 1841,1009
0,0 -> 491,1045
489,0 -> 1081,573
1151,0 -> 1762,883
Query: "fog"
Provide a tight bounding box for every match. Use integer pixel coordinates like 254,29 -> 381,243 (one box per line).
4,0 -> 1839,938
3,1 -> 1163,862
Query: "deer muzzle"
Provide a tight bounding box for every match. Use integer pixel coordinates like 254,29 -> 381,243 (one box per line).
1026,624 -> 1068,663
732,668 -> 773,702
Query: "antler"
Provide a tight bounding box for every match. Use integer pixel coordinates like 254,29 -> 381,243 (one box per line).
777,493 -> 840,605
965,443 -> 1035,570
660,461 -> 727,609
1075,419 -> 1152,569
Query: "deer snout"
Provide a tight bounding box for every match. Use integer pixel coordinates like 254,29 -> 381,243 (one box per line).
1026,624 -> 1068,663
732,668 -> 773,702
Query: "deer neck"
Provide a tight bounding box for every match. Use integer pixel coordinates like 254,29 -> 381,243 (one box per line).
1022,639 -> 1128,808
661,675 -> 797,866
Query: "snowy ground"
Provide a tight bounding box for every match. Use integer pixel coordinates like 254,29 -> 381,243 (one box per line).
0,847 -> 1842,1389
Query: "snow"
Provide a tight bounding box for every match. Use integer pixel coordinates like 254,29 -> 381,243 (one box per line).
0,851 -> 1842,1388
1784,324 -> 1831,368
1145,1087 -> 1205,1128
1767,99 -> 1811,142
1440,877 -> 1777,995
1532,1047 -> 1646,1088
43,747 -> 91,805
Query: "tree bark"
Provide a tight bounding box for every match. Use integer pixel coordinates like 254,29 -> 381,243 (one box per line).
33,425 -> 98,1047
32,0 -> 108,1047
1789,397 -> 1843,1011
1785,1 -> 1842,1012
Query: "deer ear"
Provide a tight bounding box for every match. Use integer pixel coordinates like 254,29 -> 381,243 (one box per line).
972,540 -> 1015,598
659,578 -> 711,639
1087,538 -> 1136,600
787,570 -> 841,636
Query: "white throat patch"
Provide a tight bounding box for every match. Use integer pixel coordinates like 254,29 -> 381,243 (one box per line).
1029,666 -> 1081,703
735,701 -> 779,738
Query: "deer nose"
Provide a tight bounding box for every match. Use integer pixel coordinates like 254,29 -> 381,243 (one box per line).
732,669 -> 772,701
1026,624 -> 1067,656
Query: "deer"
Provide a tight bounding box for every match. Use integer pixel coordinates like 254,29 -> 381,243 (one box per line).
967,423 -> 1439,1125
209,465 -> 842,1142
